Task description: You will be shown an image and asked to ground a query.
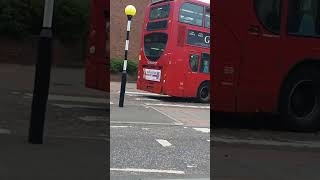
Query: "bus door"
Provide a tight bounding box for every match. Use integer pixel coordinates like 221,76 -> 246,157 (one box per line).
212,1 -> 243,111
237,0 -> 282,112
85,0 -> 108,92
185,51 -> 201,97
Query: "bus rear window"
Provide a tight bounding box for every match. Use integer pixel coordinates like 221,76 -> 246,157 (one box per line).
144,33 -> 168,61
149,4 -> 170,20
147,20 -> 168,30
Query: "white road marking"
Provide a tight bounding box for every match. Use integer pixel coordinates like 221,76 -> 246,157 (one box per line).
25,93 -> 107,104
52,104 -> 105,109
144,103 -> 210,109
111,126 -> 131,128
11,91 -> 21,95
110,101 -> 114,105
79,116 -> 107,122
110,121 -> 181,126
127,94 -> 142,97
156,139 -> 172,147
47,135 -> 105,140
99,134 -> 108,137
187,165 -> 197,168
142,128 -> 150,130
193,128 -> 210,133
0,128 -> 11,134
119,91 -> 169,97
147,106 -> 183,125
135,98 -> 160,101
110,168 -> 184,174
214,136 -> 320,149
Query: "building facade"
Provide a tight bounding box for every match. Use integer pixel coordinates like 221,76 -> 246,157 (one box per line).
110,0 -> 150,60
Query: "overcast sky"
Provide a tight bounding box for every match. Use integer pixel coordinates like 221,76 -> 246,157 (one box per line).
198,0 -> 210,3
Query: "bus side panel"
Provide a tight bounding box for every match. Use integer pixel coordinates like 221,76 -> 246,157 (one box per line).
212,0 -> 247,112
85,0 -> 109,92
162,53 -> 185,97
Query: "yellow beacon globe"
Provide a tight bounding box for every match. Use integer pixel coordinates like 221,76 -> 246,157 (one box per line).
125,5 -> 136,16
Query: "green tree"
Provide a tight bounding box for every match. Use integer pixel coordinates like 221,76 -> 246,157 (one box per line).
0,0 -> 90,42
0,0 -> 34,39
53,0 -> 90,42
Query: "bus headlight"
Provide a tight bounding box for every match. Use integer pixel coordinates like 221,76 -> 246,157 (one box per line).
89,46 -> 96,54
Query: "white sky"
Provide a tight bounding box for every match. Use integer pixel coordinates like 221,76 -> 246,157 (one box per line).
197,0 -> 210,4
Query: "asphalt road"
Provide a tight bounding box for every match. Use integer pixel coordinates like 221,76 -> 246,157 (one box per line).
110,82 -> 210,179
0,64 -> 108,180
0,64 -> 108,137
4,64 -> 319,179
213,114 -> 320,180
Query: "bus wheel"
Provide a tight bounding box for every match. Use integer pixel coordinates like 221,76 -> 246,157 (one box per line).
197,82 -> 210,103
280,67 -> 320,132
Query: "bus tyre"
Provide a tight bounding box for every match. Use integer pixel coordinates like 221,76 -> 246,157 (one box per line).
280,67 -> 320,132
197,82 -> 210,103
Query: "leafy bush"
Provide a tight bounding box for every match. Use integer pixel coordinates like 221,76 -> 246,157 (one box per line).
111,58 -> 138,75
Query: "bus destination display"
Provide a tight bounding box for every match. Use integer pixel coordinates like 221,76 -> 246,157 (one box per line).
187,30 -> 210,48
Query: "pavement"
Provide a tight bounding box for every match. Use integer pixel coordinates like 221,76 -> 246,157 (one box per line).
0,64 -> 108,180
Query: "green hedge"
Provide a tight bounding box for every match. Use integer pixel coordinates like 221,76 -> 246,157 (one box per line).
111,58 -> 138,75
0,0 -> 89,42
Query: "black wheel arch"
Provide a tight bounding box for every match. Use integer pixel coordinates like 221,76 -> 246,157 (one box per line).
199,80 -> 210,88
198,80 -> 210,94
196,80 -> 210,101
277,59 -> 320,113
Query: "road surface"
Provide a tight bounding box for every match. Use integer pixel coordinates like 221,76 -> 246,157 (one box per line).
213,114 -> 320,180
110,82 -> 210,179
0,64 -> 107,180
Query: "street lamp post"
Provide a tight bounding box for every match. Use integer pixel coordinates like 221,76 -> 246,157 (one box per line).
119,5 -> 136,107
28,0 -> 55,144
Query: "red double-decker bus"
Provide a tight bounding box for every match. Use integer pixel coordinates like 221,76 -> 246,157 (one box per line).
137,0 -> 210,102
85,0 -> 109,92
212,0 -> 320,131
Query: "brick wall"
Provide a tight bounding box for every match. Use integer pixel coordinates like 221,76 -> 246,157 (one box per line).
110,0 -> 149,60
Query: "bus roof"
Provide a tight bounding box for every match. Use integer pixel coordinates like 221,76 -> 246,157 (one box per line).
151,0 -> 210,5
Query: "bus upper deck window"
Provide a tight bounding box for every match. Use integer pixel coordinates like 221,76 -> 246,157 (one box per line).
149,4 -> 170,20
204,7 -> 210,28
179,3 -> 204,26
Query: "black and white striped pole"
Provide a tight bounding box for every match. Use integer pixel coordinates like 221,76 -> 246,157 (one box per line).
28,0 -> 55,144
119,5 -> 136,107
